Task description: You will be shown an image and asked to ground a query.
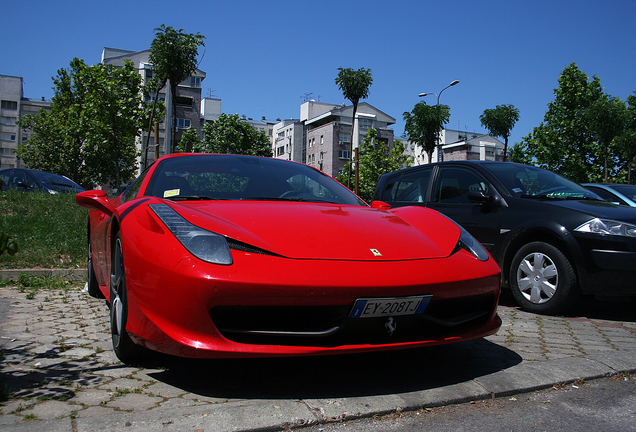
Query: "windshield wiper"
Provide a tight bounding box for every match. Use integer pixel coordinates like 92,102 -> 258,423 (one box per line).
168,196 -> 226,201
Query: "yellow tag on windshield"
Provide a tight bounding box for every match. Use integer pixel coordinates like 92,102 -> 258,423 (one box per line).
163,189 -> 180,198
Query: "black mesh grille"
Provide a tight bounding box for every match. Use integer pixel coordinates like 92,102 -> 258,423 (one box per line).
210,294 -> 496,347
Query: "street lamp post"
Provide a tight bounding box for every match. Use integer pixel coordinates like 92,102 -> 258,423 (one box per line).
419,80 -> 459,162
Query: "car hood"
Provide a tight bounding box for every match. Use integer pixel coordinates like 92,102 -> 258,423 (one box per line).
541,199 -> 636,223
167,201 -> 460,261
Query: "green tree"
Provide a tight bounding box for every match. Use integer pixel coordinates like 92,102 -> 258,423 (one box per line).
518,63 -> 604,183
177,126 -> 200,152
334,67 -> 373,189
403,102 -> 451,164
508,143 -> 533,165
615,93 -> 636,183
585,95 -> 627,182
195,114 -> 272,156
337,129 -> 413,202
149,25 -> 205,153
18,58 -> 145,188
479,104 -> 520,162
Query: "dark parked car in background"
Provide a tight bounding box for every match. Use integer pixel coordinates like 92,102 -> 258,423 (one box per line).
582,183 -> 636,208
0,168 -> 84,194
373,161 -> 636,315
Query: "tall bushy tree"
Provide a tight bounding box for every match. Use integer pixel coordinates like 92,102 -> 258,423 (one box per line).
480,104 -> 520,162
195,114 -> 272,156
335,67 -> 373,188
177,126 -> 200,153
18,58 -> 146,188
337,129 -> 412,202
516,63 -> 604,183
403,102 -> 451,164
149,25 -> 205,152
615,93 -> 636,183
585,95 -> 627,182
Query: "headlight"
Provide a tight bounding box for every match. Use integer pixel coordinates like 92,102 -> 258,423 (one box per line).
575,218 -> 636,238
456,224 -> 490,262
150,204 -> 233,265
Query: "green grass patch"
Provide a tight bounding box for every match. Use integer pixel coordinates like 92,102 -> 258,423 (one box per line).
0,191 -> 87,269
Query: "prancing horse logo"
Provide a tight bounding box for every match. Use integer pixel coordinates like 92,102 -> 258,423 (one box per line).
370,248 -> 382,257
385,317 -> 396,336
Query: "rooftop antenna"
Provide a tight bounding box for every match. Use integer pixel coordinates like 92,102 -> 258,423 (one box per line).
207,88 -> 216,98
301,93 -> 313,102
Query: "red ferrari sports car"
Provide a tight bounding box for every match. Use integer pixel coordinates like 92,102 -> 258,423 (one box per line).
76,153 -> 501,363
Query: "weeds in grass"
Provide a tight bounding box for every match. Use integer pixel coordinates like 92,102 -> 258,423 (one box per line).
0,191 -> 86,269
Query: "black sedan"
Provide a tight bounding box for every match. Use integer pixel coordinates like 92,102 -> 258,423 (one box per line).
372,161 -> 636,315
0,168 -> 84,194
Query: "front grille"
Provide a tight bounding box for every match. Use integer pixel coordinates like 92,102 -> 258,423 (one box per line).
210,294 -> 496,347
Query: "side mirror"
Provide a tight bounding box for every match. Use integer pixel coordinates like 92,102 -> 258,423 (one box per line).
75,190 -> 115,216
371,200 -> 392,210
468,190 -> 502,207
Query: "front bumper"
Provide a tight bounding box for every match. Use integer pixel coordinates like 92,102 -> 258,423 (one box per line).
574,233 -> 636,295
120,238 -> 502,358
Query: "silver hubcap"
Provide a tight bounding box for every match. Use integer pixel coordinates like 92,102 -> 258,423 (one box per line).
516,252 -> 558,304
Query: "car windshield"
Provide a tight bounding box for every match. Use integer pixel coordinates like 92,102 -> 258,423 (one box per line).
145,154 -> 367,206
30,171 -> 82,189
608,184 -> 636,201
483,163 -> 602,200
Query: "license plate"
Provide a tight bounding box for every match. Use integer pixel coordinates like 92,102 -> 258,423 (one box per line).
348,295 -> 432,319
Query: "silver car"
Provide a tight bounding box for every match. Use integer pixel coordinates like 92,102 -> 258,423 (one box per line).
582,183 -> 636,208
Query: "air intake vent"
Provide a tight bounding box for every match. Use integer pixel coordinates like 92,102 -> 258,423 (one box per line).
226,239 -> 281,257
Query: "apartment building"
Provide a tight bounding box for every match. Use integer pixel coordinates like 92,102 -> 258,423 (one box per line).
400,128 -> 505,166
272,101 -> 396,178
101,47 -> 207,168
0,75 -> 51,169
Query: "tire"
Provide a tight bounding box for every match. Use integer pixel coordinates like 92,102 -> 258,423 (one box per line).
509,241 -> 580,315
110,232 -> 144,364
86,236 -> 104,299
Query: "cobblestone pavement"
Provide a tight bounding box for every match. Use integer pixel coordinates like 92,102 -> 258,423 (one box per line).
0,284 -> 635,429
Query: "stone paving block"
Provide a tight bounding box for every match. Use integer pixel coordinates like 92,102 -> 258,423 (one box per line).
100,378 -> 146,392
107,392 -> 163,411
75,405 -> 117,418
19,399 -> 79,420
68,388 -> 112,406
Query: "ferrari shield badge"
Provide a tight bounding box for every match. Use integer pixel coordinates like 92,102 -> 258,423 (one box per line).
370,248 -> 382,257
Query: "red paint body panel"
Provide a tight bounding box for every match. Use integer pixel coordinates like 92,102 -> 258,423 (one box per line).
78,154 -> 501,359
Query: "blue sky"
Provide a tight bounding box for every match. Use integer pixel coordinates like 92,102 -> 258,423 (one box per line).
2,0 -> 634,146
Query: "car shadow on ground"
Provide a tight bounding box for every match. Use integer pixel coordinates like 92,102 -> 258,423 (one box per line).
142,338 -> 521,400
498,288 -> 636,322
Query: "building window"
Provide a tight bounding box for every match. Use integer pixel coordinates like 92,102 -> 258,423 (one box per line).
1,100 -> 18,110
359,119 -> 373,129
176,118 -> 191,130
339,133 -> 351,146
190,77 -> 201,87
339,150 -> 350,160
176,96 -> 193,107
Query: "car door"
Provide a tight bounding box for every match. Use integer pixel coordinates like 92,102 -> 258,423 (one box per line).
427,165 -> 502,253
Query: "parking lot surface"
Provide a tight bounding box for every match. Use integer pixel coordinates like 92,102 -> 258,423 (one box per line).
1,283 -> 635,431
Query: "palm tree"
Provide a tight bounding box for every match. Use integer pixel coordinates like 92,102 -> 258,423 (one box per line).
480,104 -> 520,162
149,25 -> 205,155
335,67 -> 373,189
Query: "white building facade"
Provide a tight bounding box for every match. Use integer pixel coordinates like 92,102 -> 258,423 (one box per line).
0,75 -> 51,169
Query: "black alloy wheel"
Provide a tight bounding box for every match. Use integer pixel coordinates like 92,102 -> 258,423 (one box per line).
110,232 -> 143,363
